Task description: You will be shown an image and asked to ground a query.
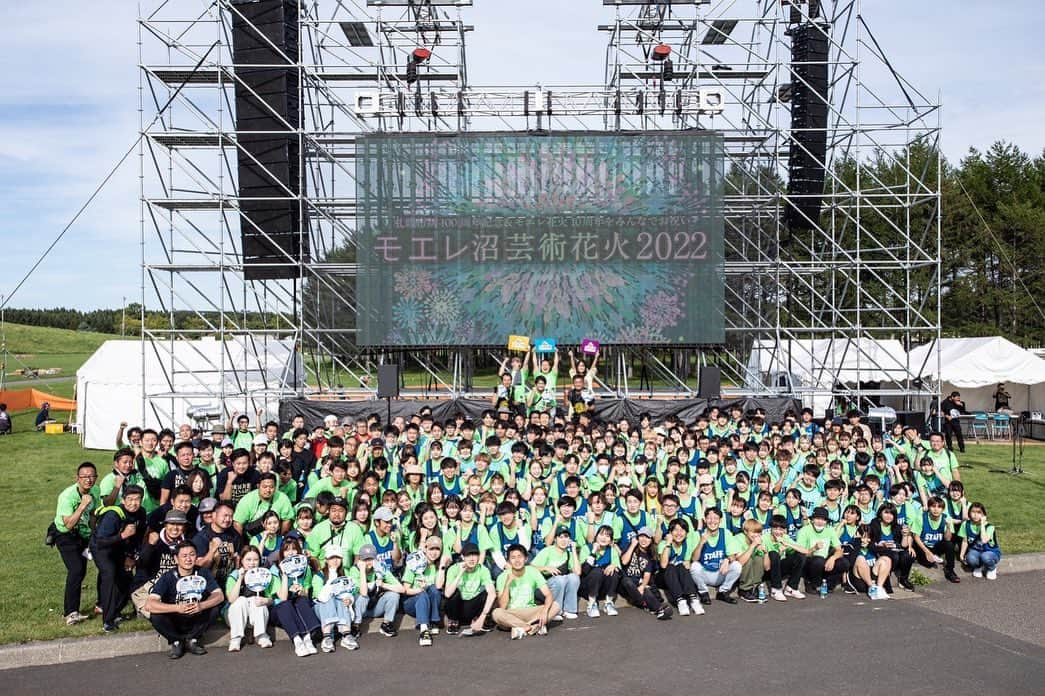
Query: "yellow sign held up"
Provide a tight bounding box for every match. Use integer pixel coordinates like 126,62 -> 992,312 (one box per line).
507,335 -> 530,352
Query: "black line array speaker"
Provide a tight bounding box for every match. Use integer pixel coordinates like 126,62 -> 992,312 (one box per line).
231,0 -> 309,280
377,365 -> 400,400
698,366 -> 722,400
786,22 -> 830,233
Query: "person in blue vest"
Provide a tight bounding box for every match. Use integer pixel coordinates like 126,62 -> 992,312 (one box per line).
657,519 -> 702,616
960,502 -> 1002,580
364,507 -> 402,575
911,496 -> 960,583
690,507 -> 743,606
615,490 -> 653,552
488,501 -> 531,579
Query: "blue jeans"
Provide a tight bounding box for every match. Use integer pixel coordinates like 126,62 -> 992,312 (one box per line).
354,591 -> 400,624
545,574 -> 580,614
402,585 -> 442,626
314,597 -> 353,628
966,548 -> 1000,571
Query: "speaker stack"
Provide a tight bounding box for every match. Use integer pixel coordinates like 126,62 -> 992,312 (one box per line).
786,19 -> 830,233
231,0 -> 309,280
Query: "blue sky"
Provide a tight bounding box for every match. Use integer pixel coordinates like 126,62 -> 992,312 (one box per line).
1,0 -> 1042,310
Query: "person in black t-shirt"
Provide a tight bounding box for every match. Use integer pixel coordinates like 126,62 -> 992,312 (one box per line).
192,501 -> 242,586
146,541 -> 224,658
939,391 -> 967,453
215,449 -> 260,505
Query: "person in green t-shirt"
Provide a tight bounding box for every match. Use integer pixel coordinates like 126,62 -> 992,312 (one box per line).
531,526 -> 581,620
233,473 -> 294,537
492,544 -> 558,639
225,546 -> 277,651
401,536 -> 449,647
54,461 -> 101,624
763,514 -> 808,601
443,543 -> 496,635
796,506 -> 849,594
733,519 -> 770,602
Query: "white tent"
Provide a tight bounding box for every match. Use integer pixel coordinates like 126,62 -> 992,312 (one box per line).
76,338 -> 304,450
744,338 -> 913,413
908,336 -> 1045,412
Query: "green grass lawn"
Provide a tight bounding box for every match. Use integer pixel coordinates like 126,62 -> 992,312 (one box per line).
2,322 -> 123,389
1,413 -> 1042,645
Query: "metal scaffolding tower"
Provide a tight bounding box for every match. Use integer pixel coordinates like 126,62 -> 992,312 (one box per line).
138,0 -> 940,421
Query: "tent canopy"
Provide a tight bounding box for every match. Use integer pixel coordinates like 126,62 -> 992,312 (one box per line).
908,337 -> 1045,388
907,336 -> 1045,413
76,338 -> 303,450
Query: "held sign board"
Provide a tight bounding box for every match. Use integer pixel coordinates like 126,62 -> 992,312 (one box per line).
508,335 -> 530,352
581,339 -> 600,356
534,338 -> 557,354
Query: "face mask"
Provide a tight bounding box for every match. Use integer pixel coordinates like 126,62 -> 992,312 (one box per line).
597,465 -> 609,476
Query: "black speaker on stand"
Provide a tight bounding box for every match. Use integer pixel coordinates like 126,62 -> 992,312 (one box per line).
377,364 -> 399,425
698,366 -> 722,400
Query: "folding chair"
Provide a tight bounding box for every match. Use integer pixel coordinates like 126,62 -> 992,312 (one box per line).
992,413 -> 1012,440
970,412 -> 991,442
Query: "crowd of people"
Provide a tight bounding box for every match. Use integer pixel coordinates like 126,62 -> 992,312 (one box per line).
51,353 -> 1004,658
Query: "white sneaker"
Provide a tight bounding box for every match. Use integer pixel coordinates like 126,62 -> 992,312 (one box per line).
689,598 -> 705,615
293,636 -> 309,657
256,634 -> 273,649
228,637 -> 242,652
550,613 -> 564,622
65,612 -> 88,626
986,569 -> 998,580
603,601 -> 619,616
341,634 -> 359,651
563,611 -> 578,620
586,600 -> 600,618
537,624 -> 548,636
677,600 -> 690,617
771,589 -> 787,602
932,555 -> 944,565
304,635 -> 318,655
785,587 -> 806,600
972,568 -> 983,578
510,627 -> 526,640
320,636 -> 335,653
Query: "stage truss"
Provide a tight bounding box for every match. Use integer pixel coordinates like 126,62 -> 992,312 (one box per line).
137,0 -> 941,422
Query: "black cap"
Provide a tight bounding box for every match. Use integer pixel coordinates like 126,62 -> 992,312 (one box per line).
329,496 -> 349,510
811,507 -> 830,521
369,438 -> 384,448
461,542 -> 480,556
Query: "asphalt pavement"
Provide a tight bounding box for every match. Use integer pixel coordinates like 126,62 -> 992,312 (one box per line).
5,573 -> 1045,696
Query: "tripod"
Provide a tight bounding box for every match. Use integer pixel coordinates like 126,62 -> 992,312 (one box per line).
1010,414 -> 1025,475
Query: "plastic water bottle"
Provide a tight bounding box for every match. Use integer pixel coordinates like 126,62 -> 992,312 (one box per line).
819,579 -> 828,599
757,583 -> 766,604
